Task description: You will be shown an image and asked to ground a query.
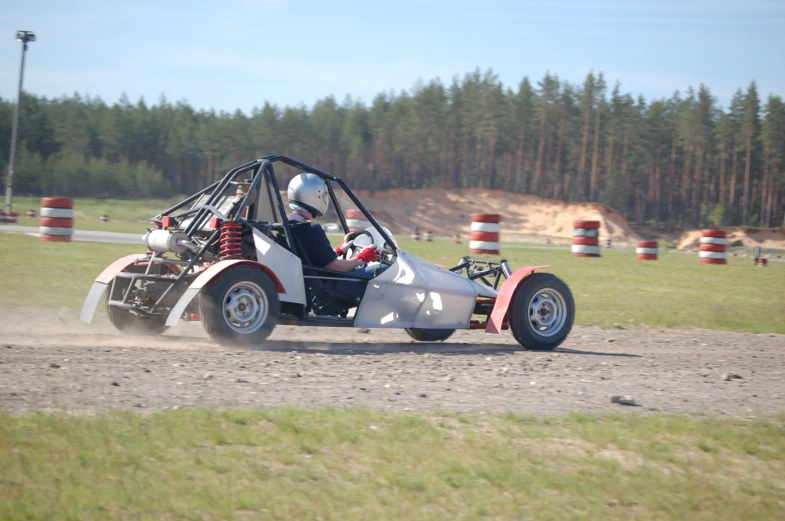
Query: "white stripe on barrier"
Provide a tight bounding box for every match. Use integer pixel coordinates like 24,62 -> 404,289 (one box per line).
698,251 -> 727,259
40,208 -> 75,219
635,248 -> 659,255
571,244 -> 601,255
699,237 -> 728,246
470,222 -> 501,233
39,226 -> 74,236
346,219 -> 371,229
573,228 -> 599,238
469,240 -> 501,251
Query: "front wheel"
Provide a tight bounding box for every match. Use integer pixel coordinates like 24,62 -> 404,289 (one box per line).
508,273 -> 574,351
405,328 -> 455,342
201,266 -> 280,348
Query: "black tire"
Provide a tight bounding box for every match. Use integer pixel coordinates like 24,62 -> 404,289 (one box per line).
106,274 -> 168,336
200,266 -> 280,348
405,328 -> 455,342
508,273 -> 574,351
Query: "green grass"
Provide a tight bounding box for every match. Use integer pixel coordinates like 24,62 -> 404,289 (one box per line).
1,408 -> 783,521
0,233 -> 783,332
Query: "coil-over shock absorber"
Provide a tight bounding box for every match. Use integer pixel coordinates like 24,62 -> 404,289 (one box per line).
219,221 -> 243,259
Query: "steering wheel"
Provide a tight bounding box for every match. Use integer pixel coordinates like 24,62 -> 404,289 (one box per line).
340,230 -> 375,259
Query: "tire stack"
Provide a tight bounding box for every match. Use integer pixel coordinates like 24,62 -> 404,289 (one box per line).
411,230 -> 421,241
636,240 -> 658,260
0,211 -> 19,224
699,230 -> 727,265
572,220 -> 601,257
756,257 -> 768,268
26,209 -> 36,218
100,213 -> 109,223
40,197 -> 74,242
345,209 -> 371,233
423,230 -> 433,242
470,214 -> 501,255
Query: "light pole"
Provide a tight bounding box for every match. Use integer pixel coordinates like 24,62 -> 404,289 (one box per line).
3,30 -> 35,216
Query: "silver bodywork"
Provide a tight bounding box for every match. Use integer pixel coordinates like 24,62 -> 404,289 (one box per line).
355,250 -> 498,329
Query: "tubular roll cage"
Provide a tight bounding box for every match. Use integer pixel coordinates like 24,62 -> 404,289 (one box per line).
108,156 -> 396,318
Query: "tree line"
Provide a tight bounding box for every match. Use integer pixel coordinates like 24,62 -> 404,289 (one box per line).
2,69 -> 783,229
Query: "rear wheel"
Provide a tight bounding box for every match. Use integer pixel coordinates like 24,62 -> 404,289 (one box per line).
106,272 -> 168,336
201,266 -> 280,347
508,273 -> 574,351
405,328 -> 455,342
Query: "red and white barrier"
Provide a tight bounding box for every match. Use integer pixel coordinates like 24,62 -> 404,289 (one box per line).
345,208 -> 372,232
756,258 -> 768,268
100,213 -> 109,223
423,230 -> 433,242
40,197 -> 74,242
699,230 -> 726,265
411,230 -> 421,241
636,240 -> 658,261
572,220 -> 600,257
26,209 -> 36,218
470,213 -> 500,255
0,211 -> 19,224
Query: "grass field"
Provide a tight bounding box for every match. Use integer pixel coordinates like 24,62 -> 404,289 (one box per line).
1,409 -> 784,521
1,232 -> 783,333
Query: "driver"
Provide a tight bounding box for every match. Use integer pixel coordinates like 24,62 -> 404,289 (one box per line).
287,173 -> 380,295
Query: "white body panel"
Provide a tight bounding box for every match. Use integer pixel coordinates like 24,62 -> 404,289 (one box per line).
354,251 -> 497,329
251,228 -> 306,305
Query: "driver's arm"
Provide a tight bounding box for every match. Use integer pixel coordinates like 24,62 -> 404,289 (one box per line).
325,257 -> 364,272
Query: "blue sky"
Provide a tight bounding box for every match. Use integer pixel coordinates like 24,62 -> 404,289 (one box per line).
1,0 -> 783,113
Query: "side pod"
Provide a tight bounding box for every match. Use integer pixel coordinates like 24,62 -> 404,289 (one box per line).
485,265 -> 550,334
79,254 -> 148,324
165,259 -> 286,327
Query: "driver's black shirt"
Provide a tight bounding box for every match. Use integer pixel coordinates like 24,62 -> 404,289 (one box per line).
288,212 -> 338,268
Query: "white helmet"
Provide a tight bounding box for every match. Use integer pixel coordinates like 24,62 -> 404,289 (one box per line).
287,173 -> 330,217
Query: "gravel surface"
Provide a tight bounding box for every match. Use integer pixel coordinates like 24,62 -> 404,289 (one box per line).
1,307 -> 783,417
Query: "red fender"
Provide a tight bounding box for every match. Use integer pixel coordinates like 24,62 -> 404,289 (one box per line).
186,259 -> 286,293
95,254 -> 149,283
485,265 -> 550,334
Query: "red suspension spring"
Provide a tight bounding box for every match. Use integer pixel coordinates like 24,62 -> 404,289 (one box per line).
220,222 -> 243,259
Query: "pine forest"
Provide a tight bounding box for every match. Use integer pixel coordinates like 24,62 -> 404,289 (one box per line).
1,69 -> 783,229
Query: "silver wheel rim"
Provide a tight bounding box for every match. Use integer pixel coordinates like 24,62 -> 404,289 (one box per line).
527,287 -> 567,338
222,281 -> 268,334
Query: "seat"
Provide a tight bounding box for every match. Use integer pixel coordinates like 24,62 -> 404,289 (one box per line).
288,221 -> 371,317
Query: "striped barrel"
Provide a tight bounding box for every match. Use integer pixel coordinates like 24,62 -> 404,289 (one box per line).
572,220 -> 601,257
0,211 -> 19,224
40,197 -> 74,242
345,208 -> 372,232
423,230 -> 433,242
636,240 -> 658,260
699,230 -> 726,265
411,230 -> 421,241
470,214 -> 500,255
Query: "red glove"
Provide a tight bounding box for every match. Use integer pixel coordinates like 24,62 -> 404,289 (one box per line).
357,245 -> 378,263
334,240 -> 345,255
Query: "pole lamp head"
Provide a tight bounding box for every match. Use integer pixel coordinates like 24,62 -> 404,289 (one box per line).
15,31 -> 35,44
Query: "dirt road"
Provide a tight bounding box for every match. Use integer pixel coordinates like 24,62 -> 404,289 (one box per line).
1,308 -> 782,417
